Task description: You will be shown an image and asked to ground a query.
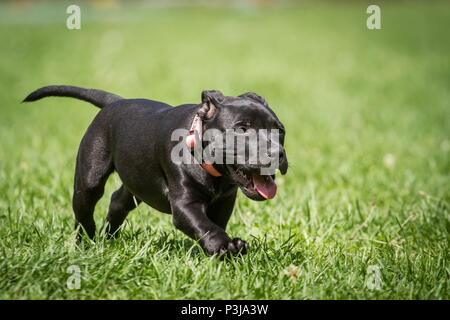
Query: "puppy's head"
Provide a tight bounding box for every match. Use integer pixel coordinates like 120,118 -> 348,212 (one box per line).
198,90 -> 288,201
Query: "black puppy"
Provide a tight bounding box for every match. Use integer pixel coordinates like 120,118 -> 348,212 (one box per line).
23,86 -> 288,256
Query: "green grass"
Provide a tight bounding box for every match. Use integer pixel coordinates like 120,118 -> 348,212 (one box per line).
0,1 -> 448,299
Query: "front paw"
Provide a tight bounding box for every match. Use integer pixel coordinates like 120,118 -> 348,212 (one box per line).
201,231 -> 249,257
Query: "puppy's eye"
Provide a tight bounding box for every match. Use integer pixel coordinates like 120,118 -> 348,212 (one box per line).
235,121 -> 251,133
236,127 -> 247,134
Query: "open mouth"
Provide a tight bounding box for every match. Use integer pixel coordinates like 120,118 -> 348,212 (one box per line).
226,165 -> 277,200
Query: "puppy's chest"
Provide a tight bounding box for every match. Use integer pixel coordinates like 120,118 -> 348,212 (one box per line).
208,181 -> 237,203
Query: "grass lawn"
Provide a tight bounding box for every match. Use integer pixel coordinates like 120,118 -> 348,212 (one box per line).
0,1 -> 448,299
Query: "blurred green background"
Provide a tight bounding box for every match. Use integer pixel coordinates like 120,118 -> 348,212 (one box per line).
0,0 -> 448,299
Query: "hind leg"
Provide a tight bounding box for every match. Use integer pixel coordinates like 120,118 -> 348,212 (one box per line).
102,185 -> 140,238
73,130 -> 113,243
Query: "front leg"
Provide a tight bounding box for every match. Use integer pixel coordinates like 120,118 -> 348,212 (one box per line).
170,196 -> 247,256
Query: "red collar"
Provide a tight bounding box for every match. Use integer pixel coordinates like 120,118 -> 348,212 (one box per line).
201,162 -> 222,177
186,114 -> 222,177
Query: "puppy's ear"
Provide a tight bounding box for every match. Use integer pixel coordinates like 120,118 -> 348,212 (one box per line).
239,92 -> 268,108
198,90 -> 224,119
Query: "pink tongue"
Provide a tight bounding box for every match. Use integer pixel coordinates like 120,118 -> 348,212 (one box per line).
252,174 -> 277,199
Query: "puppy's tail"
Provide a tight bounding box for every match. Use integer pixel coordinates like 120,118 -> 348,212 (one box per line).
22,85 -> 122,109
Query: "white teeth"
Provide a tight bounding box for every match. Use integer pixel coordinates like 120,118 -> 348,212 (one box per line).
227,165 -> 254,188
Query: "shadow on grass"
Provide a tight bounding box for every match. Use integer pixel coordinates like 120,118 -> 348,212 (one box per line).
75,225 -> 305,265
